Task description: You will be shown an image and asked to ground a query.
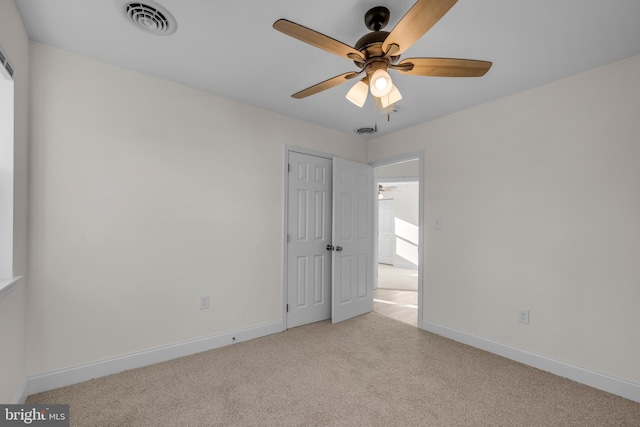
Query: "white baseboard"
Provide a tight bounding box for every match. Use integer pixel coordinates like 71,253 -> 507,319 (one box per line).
27,320 -> 284,396
25,319 -> 640,403
12,378 -> 29,404
420,320 -> 640,403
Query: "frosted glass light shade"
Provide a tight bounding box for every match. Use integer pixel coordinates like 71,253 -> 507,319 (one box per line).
369,69 -> 392,97
379,84 -> 402,108
346,80 -> 368,107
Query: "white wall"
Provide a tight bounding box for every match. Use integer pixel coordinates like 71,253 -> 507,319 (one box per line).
27,42 -> 366,375
375,159 -> 419,179
368,54 -> 640,385
0,0 -> 29,403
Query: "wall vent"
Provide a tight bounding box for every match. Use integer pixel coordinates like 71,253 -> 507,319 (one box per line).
119,1 -> 177,36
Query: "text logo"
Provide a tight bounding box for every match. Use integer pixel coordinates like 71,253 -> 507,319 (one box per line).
0,405 -> 69,427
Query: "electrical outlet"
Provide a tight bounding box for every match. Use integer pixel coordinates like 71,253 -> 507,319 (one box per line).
434,218 -> 443,230
517,309 -> 529,324
199,295 -> 209,310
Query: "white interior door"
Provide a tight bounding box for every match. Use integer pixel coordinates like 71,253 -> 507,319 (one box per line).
287,152 -> 332,328
378,199 -> 395,265
331,157 -> 374,324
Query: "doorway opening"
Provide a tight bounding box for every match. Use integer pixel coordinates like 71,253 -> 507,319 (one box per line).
371,155 -> 423,327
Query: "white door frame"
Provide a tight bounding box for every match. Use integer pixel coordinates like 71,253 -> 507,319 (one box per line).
370,151 -> 425,328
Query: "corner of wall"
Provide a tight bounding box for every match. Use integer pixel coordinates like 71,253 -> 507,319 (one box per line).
0,0 -> 30,405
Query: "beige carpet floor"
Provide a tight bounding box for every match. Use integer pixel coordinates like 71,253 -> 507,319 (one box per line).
28,313 -> 640,426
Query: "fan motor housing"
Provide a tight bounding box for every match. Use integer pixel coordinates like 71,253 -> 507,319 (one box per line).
354,31 -> 389,56
354,31 -> 400,67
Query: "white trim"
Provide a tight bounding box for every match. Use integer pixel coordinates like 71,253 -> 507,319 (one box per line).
378,177 -> 419,184
12,378 -> 29,404
27,320 -> 283,396
421,320 -> 640,403
285,145 -> 333,161
0,276 -> 23,301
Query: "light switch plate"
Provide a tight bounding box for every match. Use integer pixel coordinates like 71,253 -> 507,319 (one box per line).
518,309 -> 529,324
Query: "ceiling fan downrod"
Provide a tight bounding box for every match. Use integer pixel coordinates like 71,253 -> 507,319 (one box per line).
364,6 -> 390,31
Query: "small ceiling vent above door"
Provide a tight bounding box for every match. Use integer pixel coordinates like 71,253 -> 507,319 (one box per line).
354,127 -> 377,136
119,0 -> 177,36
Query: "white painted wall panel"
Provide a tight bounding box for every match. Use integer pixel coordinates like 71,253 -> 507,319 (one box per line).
368,54 -> 640,384
27,42 -> 366,375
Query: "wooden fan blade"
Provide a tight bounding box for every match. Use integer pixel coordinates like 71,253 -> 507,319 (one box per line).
394,58 -> 492,77
382,0 -> 458,55
274,19 -> 364,62
292,72 -> 360,99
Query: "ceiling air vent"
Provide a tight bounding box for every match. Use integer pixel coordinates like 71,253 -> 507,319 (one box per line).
354,127 -> 377,135
119,1 -> 177,36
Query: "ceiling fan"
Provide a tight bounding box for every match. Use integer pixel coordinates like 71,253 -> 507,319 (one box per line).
273,0 -> 492,112
378,184 -> 399,199
379,184 -> 399,192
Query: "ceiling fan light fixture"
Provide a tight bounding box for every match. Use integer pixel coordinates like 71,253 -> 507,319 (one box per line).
380,84 -> 402,109
346,80 -> 369,107
369,68 -> 393,97
273,0 -> 493,120
374,96 -> 395,114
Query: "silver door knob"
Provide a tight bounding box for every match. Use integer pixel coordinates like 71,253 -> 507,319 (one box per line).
335,246 -> 343,252
326,245 -> 334,251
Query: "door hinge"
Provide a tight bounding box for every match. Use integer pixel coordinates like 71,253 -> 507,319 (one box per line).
286,304 -> 289,313
288,163 -> 291,173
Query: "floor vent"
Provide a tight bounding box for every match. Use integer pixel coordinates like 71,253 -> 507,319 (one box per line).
120,1 -> 177,36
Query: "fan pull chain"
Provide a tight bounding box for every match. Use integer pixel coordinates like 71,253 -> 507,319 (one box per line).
373,101 -> 378,133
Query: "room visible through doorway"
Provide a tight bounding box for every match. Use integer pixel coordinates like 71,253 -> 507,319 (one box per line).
372,158 -> 421,327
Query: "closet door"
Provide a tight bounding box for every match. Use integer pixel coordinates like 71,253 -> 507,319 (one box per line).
286,152 -> 332,328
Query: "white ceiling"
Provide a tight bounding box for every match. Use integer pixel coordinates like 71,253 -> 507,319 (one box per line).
15,0 -> 640,139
